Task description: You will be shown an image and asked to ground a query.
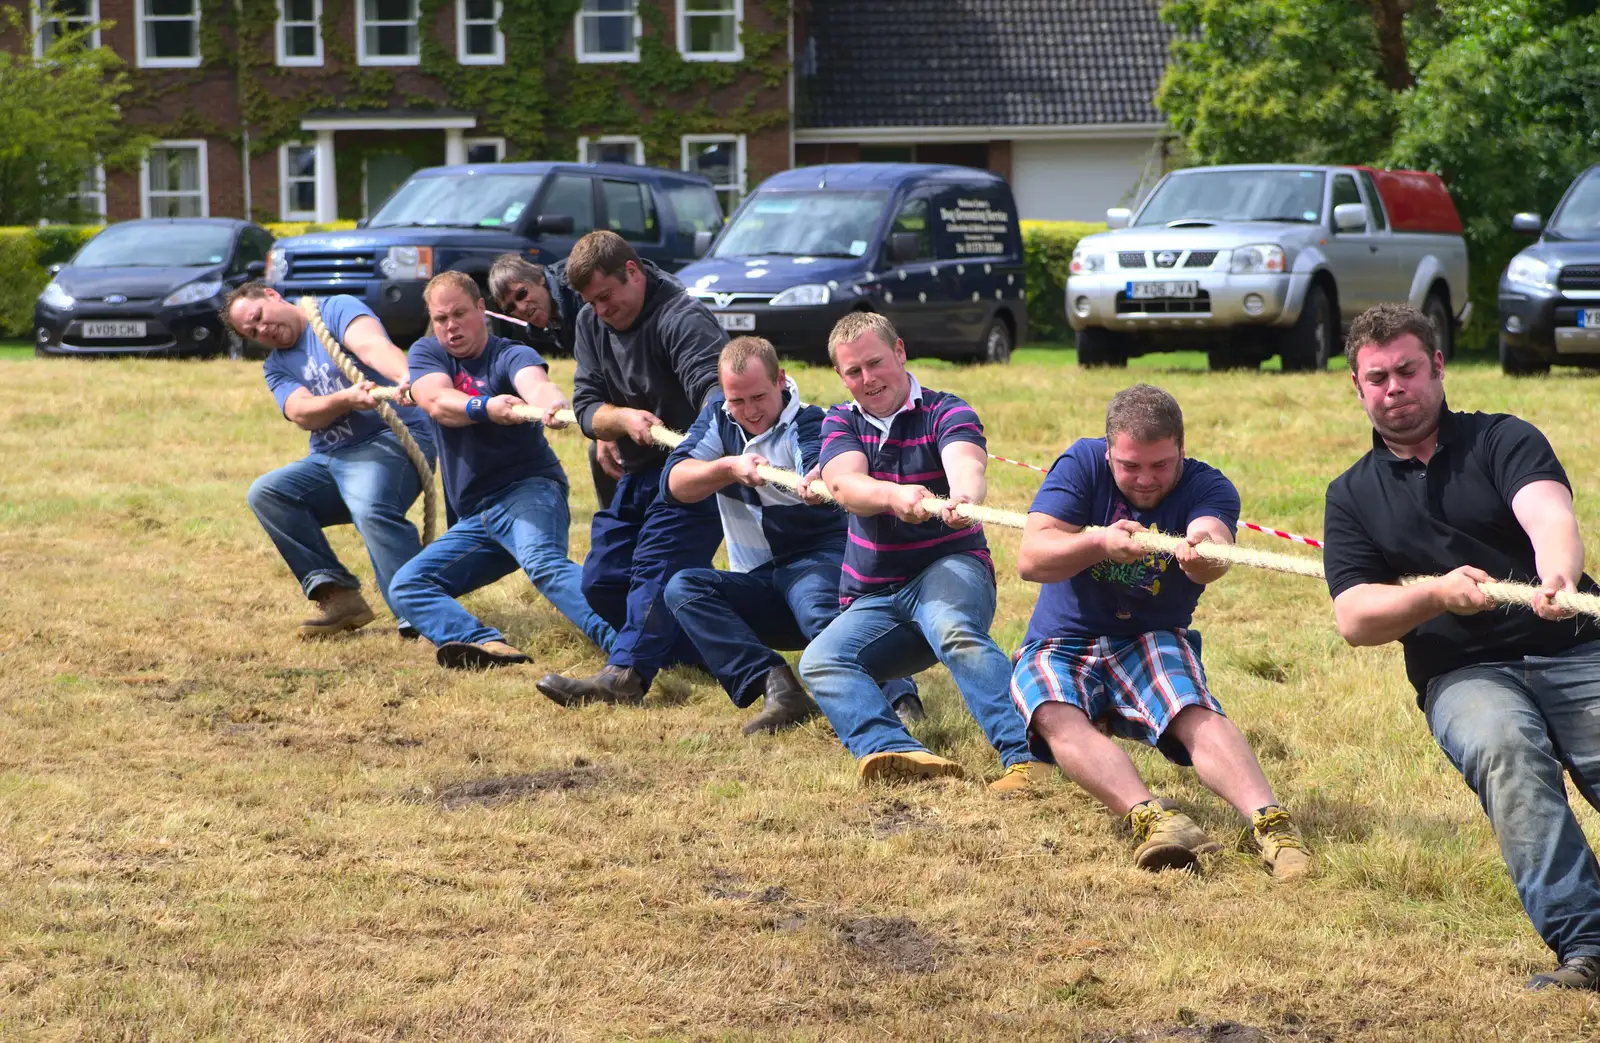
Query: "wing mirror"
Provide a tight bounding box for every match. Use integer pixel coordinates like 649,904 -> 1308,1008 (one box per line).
1333,203 -> 1369,233
692,229 -> 714,258
887,232 -> 921,264
1105,207 -> 1132,230
1512,212 -> 1544,235
536,214 -> 575,235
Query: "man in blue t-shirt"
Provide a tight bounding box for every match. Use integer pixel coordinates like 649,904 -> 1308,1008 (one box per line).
225,283 -> 435,640
1010,383 -> 1308,878
388,271 -> 615,670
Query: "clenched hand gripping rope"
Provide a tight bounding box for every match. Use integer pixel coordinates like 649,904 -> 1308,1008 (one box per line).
298,297 -> 440,545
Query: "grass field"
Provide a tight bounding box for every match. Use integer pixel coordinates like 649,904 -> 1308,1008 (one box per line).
3,349 -> 1599,1042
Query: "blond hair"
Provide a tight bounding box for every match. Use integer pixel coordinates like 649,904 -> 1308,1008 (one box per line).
826,312 -> 899,367
423,270 -> 482,309
720,336 -> 781,382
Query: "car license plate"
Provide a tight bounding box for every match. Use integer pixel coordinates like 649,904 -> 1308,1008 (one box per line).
80,321 -> 147,338
1126,281 -> 1199,300
1580,309 -> 1600,329
715,312 -> 755,331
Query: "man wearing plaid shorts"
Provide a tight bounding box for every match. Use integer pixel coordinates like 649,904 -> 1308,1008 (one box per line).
1010,384 -> 1310,877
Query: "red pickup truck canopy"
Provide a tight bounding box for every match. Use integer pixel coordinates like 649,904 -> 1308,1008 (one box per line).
1356,167 -> 1464,235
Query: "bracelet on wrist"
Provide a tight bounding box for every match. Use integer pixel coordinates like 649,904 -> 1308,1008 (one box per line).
465,395 -> 490,423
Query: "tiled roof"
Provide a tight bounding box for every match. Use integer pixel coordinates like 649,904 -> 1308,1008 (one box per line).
796,0 -> 1174,129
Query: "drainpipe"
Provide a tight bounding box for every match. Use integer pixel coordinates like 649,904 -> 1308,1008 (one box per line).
786,4 -> 795,170
234,0 -> 251,219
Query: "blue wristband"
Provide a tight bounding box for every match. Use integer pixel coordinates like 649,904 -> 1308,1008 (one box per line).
465,395 -> 490,423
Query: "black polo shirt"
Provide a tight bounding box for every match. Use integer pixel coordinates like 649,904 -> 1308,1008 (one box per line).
1323,405 -> 1598,703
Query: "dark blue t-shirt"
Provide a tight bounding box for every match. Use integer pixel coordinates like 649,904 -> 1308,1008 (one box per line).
1022,437 -> 1241,643
262,294 -> 432,456
407,334 -> 566,517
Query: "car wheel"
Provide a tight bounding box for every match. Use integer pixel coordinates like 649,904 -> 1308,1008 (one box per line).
1423,291 -> 1454,360
1499,335 -> 1550,376
1076,327 -> 1127,368
1281,283 -> 1334,372
980,316 -> 1012,364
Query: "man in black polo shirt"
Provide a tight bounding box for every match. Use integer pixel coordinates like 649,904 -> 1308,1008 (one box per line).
1324,302 -> 1600,992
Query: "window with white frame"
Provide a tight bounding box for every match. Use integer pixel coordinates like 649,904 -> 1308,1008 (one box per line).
575,0 -> 638,62
682,135 -> 744,214
465,137 -> 505,164
359,0 -> 418,64
33,0 -> 99,56
280,143 -> 317,220
137,0 -> 201,67
457,0 -> 502,63
277,0 -> 321,65
143,141 -> 208,218
678,0 -> 739,61
578,135 -> 644,165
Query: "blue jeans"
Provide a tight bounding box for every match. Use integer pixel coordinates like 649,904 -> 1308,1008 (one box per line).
1425,640 -> 1600,962
663,547 -> 918,708
388,476 -> 615,651
582,467 -> 722,686
247,431 -> 433,621
799,553 -> 1035,766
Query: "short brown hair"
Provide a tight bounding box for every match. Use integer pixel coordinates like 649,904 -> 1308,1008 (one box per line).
565,230 -> 639,293
826,311 -> 899,367
721,336 -> 781,382
1106,383 -> 1184,447
221,281 -> 275,333
487,253 -> 546,306
1344,303 -> 1437,371
423,270 -> 482,309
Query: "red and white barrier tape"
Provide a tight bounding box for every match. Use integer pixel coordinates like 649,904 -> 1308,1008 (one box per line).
486,308 -> 529,327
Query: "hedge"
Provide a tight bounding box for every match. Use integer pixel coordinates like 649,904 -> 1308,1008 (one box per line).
0,221 -> 357,339
1020,220 -> 1105,344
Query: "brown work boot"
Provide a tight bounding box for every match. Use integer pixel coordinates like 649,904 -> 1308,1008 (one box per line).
298,586 -> 375,639
742,665 -> 819,735
435,640 -> 532,671
1125,797 -> 1220,872
1528,955 -> 1600,991
857,750 -> 965,785
1252,804 -> 1312,880
536,664 -> 645,708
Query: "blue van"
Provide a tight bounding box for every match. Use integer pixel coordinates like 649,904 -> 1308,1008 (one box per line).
265,161 -> 724,345
675,164 -> 1027,363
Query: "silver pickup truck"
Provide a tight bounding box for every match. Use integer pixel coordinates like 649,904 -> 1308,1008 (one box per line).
1065,164 -> 1471,371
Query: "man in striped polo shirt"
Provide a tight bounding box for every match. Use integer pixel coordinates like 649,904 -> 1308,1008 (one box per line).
660,336 -> 919,735
798,312 -> 1049,791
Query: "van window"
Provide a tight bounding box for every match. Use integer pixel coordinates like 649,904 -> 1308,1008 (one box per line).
602,179 -> 658,240
933,186 -> 1011,259
889,198 -> 933,261
539,175 -> 595,235
1357,171 -> 1388,230
663,183 -> 724,234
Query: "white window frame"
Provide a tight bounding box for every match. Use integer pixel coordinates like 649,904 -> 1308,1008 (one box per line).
577,135 -> 645,165
456,0 -> 503,64
357,0 -> 420,66
135,0 -> 201,68
140,139 -> 209,218
278,142 -> 318,221
574,0 -> 639,63
69,161 -> 107,223
32,0 -> 100,57
464,136 -> 506,164
275,0 -> 323,66
676,0 -> 740,62
681,133 -> 745,210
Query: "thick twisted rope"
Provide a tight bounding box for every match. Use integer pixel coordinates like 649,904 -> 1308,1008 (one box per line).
298,297 -> 439,545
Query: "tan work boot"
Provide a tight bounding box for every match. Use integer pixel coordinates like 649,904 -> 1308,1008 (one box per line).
435,640 -> 532,670
1252,804 -> 1311,880
1125,797 -> 1220,872
988,761 -> 1054,796
857,750 -> 965,786
298,586 -> 375,639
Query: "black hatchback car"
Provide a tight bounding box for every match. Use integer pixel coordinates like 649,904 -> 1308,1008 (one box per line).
33,218 -> 274,358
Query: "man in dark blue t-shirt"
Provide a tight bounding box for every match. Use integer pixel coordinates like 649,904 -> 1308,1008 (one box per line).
1011,383 -> 1307,878
388,272 -> 615,670
226,283 -> 435,640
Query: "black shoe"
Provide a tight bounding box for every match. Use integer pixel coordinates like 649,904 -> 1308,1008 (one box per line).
742,665 -> 819,735
893,692 -> 926,725
1528,955 -> 1600,990
397,621 -> 420,641
435,640 -> 532,670
536,665 -> 645,708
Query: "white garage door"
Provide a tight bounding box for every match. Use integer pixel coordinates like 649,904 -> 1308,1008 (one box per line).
1010,137 -> 1160,222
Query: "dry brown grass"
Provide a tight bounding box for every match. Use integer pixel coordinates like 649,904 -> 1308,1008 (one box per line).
3,353 -> 1600,1041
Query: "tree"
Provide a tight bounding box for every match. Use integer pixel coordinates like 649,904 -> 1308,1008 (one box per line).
0,6 -> 147,225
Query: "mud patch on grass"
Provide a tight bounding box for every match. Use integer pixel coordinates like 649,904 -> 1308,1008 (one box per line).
869,797 -> 934,838
1104,1023 -> 1274,1042
704,868 -> 795,905
434,766 -> 603,810
837,916 -> 942,973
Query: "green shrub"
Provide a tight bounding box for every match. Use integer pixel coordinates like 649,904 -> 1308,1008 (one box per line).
1021,220 -> 1104,344
0,225 -> 101,340
263,221 -> 358,239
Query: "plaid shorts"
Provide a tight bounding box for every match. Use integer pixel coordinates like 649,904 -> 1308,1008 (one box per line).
1008,629 -> 1224,766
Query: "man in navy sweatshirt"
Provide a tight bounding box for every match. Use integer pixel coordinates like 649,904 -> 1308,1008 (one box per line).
536,231 -> 727,707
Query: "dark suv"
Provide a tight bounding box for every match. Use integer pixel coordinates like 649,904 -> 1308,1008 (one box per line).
266,161 -> 725,345
1499,163 -> 1600,374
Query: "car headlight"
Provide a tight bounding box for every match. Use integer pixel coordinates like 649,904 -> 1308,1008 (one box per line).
162,278 -> 224,307
38,281 -> 75,310
1070,249 -> 1104,275
265,247 -> 287,283
770,284 -> 829,307
1230,244 -> 1286,274
379,246 -> 434,280
1505,253 -> 1555,290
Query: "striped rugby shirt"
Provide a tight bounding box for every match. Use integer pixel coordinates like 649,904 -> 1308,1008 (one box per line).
818,374 -> 992,605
